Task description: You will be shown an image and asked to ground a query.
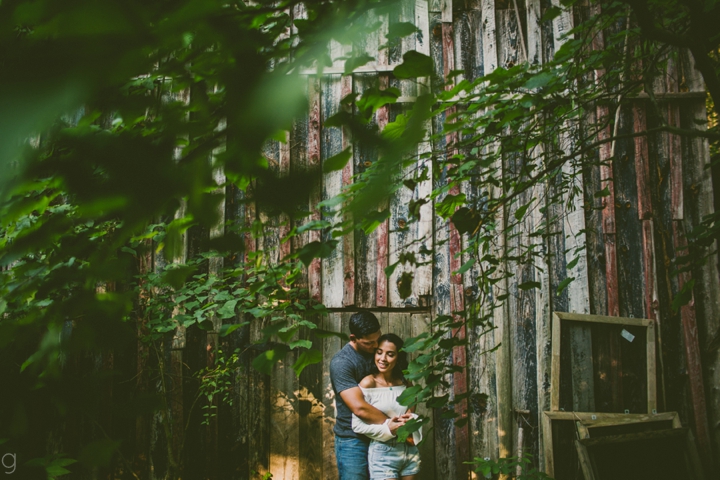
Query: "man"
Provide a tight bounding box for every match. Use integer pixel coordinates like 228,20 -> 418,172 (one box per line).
330,311 -> 407,480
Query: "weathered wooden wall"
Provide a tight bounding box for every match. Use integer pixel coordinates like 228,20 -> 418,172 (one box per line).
71,0 -> 719,479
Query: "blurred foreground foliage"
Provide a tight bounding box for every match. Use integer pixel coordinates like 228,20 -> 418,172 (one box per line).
1,0 -> 720,477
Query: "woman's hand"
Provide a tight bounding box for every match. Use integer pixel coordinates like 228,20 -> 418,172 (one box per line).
387,416 -> 406,436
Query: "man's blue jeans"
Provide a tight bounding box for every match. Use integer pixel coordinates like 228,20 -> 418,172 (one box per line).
335,435 -> 370,480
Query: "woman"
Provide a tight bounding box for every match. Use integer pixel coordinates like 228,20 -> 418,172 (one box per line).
351,333 -> 422,480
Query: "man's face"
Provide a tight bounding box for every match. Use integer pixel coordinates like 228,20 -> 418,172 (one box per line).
353,329 -> 381,355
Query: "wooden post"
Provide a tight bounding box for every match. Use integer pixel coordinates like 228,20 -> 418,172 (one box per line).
308,77 -> 323,303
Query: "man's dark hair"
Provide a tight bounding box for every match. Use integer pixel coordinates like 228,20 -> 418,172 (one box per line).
349,311 -> 380,338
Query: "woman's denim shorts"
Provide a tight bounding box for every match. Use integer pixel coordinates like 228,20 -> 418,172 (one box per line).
368,438 -> 421,479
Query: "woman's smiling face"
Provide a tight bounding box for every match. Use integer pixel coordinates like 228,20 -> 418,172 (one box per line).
375,340 -> 398,375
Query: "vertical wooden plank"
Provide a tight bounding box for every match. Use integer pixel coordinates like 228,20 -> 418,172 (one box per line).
308,77 -> 323,303
341,77 -> 355,307
430,12 -> 457,475
388,156 -> 423,307
321,73 -> 345,309
298,314 -> 324,480
396,0 -> 419,98
410,312 -> 437,480
499,3 -> 542,465
550,1 -> 594,415
375,77 -> 390,308
633,105 -> 660,327
479,0 -> 512,466
321,313 -> 342,479
353,74 -> 379,308
266,125 -> 299,480
588,1 -> 619,318
524,1 -> 552,470
270,344 -> 300,479
526,0 -> 542,66
496,10 -> 520,69
415,0 -> 432,96
293,71 -> 321,478
550,0 -> 573,48
681,50 -> 720,471
481,0 -> 498,75
441,0 -> 452,23
443,8 -> 470,478
646,321 -> 657,413
673,222 -> 712,467
550,313 -> 561,411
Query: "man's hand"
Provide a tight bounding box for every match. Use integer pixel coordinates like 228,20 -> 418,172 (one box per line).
387,416 -> 406,436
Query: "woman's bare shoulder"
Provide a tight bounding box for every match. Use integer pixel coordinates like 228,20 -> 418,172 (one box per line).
359,375 -> 377,388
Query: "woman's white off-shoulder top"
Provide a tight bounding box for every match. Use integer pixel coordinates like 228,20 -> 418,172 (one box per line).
351,386 -> 423,444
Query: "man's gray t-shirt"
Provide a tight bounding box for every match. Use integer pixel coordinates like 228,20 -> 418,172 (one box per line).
330,342 -> 375,438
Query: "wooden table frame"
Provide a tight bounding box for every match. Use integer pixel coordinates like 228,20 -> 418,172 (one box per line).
574,427 -> 705,480
550,311 -> 657,413
541,411 -> 680,478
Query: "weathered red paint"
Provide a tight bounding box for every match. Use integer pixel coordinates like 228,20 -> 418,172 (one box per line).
375,75 -> 390,307
308,78 -> 323,302
632,104 -> 658,321
341,75 -> 355,307
632,105 -> 652,220
591,12 -> 620,318
443,19 -> 469,479
673,222 -> 713,469
668,105 -> 684,220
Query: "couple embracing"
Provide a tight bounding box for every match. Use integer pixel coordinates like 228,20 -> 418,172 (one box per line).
330,311 -> 422,480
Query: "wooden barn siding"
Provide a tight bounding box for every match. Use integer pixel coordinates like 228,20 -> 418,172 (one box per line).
79,2 -> 719,480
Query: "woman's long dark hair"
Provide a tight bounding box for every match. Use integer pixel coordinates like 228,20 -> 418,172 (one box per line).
372,333 -> 408,380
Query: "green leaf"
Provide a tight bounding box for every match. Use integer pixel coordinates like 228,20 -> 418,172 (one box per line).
289,339 -> 313,350
522,71 -> 555,90
46,466 -> 72,476
518,281 -> 542,290
292,348 -> 322,376
514,202 -> 530,221
357,87 -> 401,113
556,276 -> 575,295
397,271 -> 413,299
672,279 -> 695,312
450,206 -> 480,234
393,51 -> 433,79
220,322 -> 249,337
344,53 -> 374,74
198,319 -> 214,331
161,264 -> 197,290
217,300 -> 239,319
297,240 -> 338,267
438,194 -> 467,219
252,345 -> 289,375
566,256 -> 579,270
297,219 -> 331,234
455,258 -> 475,275
323,147 -> 353,173
384,261 -> 399,277
594,186 -> 611,197
397,384 -> 422,405
540,6 -> 562,22
387,22 -> 419,39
